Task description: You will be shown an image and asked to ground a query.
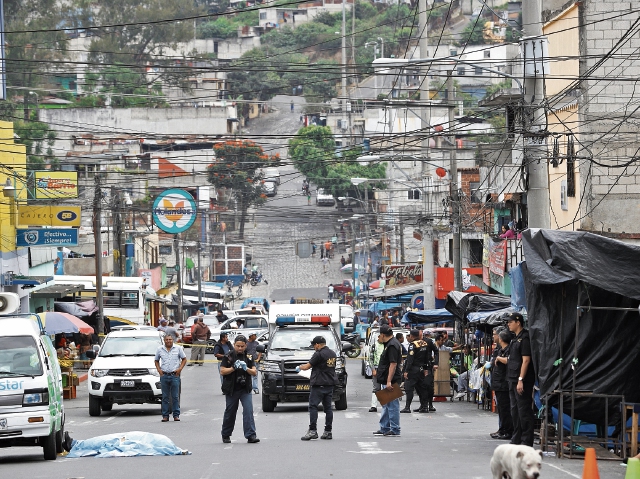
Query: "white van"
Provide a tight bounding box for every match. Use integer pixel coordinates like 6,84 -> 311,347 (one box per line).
0,293 -> 65,460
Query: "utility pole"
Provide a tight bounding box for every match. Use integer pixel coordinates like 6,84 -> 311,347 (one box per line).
93,175 -> 104,336
421,219 -> 435,309
522,0 -> 550,229
111,187 -> 124,276
351,225 -> 356,304
341,0 -> 347,123
351,0 -> 356,84
447,72 -> 462,291
399,215 -> 405,264
174,235 -> 183,322
197,239 -> 202,305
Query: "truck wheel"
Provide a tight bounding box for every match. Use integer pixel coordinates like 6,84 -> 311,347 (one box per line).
335,391 -> 348,410
101,403 -> 113,412
55,423 -> 64,454
206,339 -> 216,354
261,393 -> 276,412
89,395 -> 102,417
42,429 -> 57,460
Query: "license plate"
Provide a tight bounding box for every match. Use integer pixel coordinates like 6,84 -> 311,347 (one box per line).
120,380 -> 135,387
295,384 -> 310,391
0,418 -> 6,430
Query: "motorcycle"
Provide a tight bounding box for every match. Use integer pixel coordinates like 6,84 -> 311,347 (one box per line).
341,333 -> 361,359
250,272 -> 268,286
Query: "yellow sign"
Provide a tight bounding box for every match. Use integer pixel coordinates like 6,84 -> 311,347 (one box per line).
295,384 -> 310,391
35,171 -> 78,199
18,205 -> 82,227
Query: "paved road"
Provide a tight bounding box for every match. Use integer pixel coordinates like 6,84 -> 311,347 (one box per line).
0,359 -> 627,478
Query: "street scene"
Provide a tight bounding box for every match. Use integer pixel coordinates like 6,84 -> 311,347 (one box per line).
1,0 -> 640,478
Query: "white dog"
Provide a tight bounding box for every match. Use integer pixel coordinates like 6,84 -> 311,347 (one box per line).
490,444 -> 543,479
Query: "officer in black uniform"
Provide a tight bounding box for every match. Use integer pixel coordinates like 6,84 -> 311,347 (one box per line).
298,335 -> 338,441
401,329 -> 439,413
505,312 -> 535,447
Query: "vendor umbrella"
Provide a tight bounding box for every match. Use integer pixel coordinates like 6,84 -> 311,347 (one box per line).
37,312 -> 95,335
340,264 -> 365,273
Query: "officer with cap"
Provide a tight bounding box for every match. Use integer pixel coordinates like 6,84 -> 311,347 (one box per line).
297,335 -> 337,441
401,329 -> 439,413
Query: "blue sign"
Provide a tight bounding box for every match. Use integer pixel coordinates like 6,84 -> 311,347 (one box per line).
152,189 -> 197,234
16,228 -> 78,247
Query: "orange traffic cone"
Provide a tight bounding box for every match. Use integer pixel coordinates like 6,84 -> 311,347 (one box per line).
626,458 -> 640,479
582,448 -> 600,479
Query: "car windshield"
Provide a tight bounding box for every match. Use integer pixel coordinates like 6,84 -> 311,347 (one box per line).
99,336 -> 161,356
270,329 -> 338,352
0,336 -> 43,377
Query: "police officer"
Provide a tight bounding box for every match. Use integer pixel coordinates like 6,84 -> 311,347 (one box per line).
298,336 -> 337,441
401,329 -> 439,413
505,312 -> 535,447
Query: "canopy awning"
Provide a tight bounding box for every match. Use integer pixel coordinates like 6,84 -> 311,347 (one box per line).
31,283 -> 84,298
367,284 -> 423,298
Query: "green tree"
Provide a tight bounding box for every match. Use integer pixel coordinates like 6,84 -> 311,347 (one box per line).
13,121 -> 57,171
227,48 -> 289,102
198,18 -> 238,39
207,140 -> 280,239
459,20 -> 486,45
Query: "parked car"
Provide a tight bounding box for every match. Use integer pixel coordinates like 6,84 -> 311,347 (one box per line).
262,167 -> 280,185
332,279 -> 366,296
180,314 -> 220,345
263,180 -> 278,197
316,188 -> 335,206
208,315 -> 269,344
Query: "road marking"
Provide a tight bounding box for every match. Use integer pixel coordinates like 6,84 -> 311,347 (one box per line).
182,409 -> 201,417
199,462 -> 220,479
347,441 -> 401,454
544,463 -> 581,478
103,412 -> 124,422
344,412 -> 360,419
445,413 -> 461,418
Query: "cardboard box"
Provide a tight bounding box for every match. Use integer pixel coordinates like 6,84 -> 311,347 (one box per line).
63,386 -> 76,399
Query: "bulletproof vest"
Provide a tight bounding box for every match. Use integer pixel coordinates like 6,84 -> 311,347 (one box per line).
408,340 -> 430,370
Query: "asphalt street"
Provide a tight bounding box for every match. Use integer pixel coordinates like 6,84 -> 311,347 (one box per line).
0,358 -> 629,478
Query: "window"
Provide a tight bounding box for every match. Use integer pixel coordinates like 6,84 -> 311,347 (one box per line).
408,189 -> 421,200
475,66 -> 483,75
484,50 -> 491,58
469,182 -> 482,203
259,12 -> 267,19
450,49 -> 457,56
457,66 -> 466,76
469,239 -> 483,265
560,180 -> 568,210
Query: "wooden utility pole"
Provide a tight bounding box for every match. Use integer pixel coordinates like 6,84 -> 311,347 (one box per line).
93,175 -> 104,336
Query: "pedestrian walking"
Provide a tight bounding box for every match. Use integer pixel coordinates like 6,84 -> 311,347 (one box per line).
401,329 -> 438,414
246,333 -> 262,394
220,335 -> 260,444
328,284 -> 334,301
213,332 -> 232,386
165,320 -> 180,343
369,334 -> 384,412
154,334 -> 187,422
505,312 -> 535,447
320,244 -> 325,259
311,242 -> 317,256
291,100 -> 294,112
298,336 -> 337,440
322,256 -> 329,273
373,325 -> 402,437
491,328 -> 514,440
340,255 -> 346,267
189,313 -> 210,366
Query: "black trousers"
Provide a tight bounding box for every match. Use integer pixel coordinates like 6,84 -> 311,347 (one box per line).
309,385 -> 334,432
424,370 -> 434,405
508,380 -> 535,446
495,389 -> 514,435
404,373 -> 427,408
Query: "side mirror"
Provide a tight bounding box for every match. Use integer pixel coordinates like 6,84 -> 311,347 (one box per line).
341,342 -> 352,351
85,350 -> 96,359
256,345 -> 266,353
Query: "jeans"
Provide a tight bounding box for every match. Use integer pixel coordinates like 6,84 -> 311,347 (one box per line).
457,371 -> 469,393
160,374 -> 180,418
371,375 -> 381,408
509,380 -> 535,446
379,386 -> 400,434
251,373 -> 259,392
217,363 -> 223,386
308,385 -> 334,432
191,339 -> 206,365
221,388 -> 256,439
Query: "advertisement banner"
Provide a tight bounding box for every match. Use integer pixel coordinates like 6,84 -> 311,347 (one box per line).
35,171 -> 78,199
16,228 -> 78,247
489,239 -> 508,277
18,205 -> 81,227
152,189 -> 197,234
382,264 -> 423,288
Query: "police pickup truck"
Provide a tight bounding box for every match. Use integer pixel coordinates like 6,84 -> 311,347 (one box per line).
256,304 -> 351,412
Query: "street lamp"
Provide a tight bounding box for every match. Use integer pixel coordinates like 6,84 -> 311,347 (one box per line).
2,178 -> 15,198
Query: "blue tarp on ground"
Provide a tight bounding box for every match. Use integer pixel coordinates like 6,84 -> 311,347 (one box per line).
67,431 -> 190,458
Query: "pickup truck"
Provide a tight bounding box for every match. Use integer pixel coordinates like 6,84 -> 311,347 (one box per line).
332,279 -> 365,296
316,188 -> 335,206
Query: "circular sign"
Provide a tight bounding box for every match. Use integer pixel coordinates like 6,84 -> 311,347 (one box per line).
152,189 -> 197,234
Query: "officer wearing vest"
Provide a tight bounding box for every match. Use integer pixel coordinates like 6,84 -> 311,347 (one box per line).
401,329 -> 439,413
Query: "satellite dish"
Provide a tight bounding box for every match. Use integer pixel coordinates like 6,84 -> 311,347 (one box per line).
498,193 -> 505,202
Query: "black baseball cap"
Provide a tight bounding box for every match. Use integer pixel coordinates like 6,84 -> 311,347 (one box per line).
220,331 -> 229,338
379,324 -> 393,335
310,336 -> 326,345
506,312 -> 524,324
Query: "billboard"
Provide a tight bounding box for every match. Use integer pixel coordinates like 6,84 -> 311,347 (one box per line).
16,228 -> 78,247
382,264 -> 423,287
152,189 -> 197,234
35,171 -> 78,199
18,205 -> 81,227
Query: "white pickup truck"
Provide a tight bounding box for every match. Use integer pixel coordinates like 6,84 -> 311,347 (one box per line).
316,188 -> 335,206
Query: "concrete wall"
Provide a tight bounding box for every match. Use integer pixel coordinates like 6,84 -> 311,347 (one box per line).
64,255 -> 114,276
577,1 -> 640,235
41,105 -> 237,141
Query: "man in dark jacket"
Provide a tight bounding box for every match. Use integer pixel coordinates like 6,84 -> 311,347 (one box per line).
298,335 -> 338,441
491,328 -> 514,440
220,335 -> 260,444
374,325 -> 402,437
401,329 -> 439,414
